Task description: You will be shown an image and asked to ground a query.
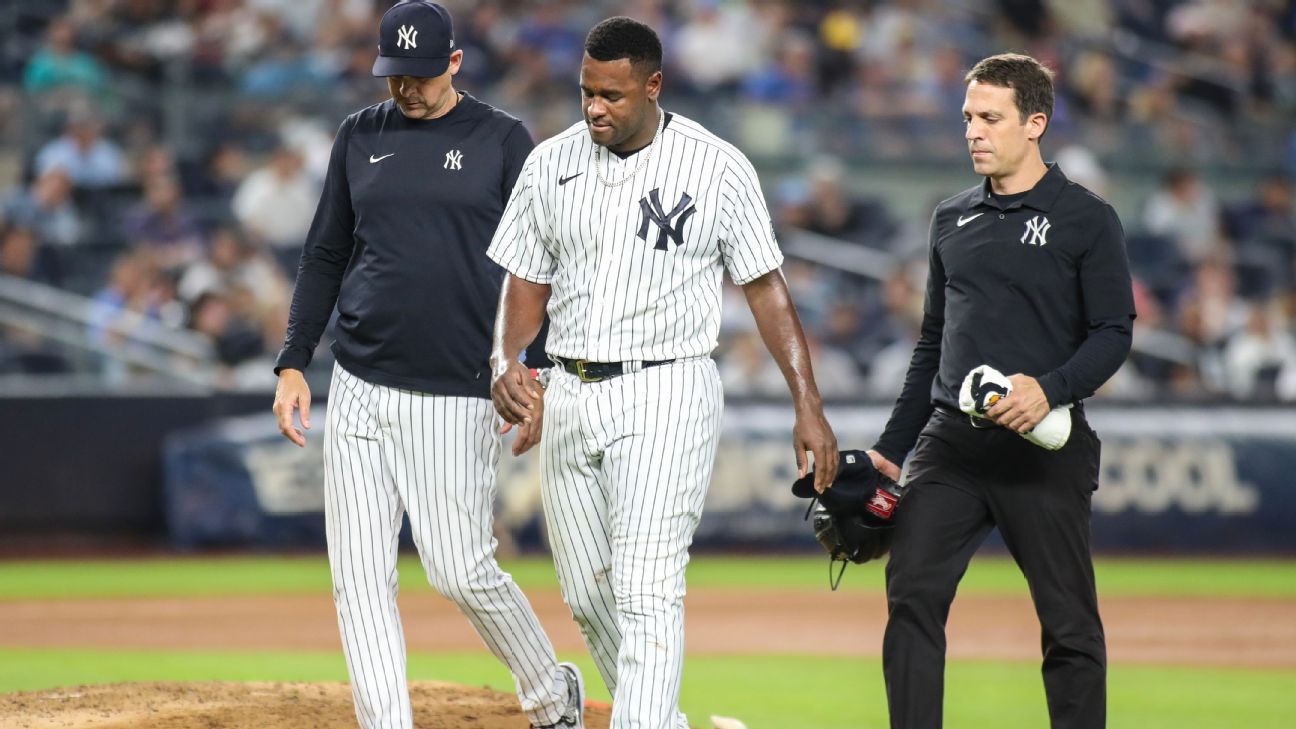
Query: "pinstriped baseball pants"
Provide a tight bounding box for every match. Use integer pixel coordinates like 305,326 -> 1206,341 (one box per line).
540,358 -> 723,729
324,363 -> 569,729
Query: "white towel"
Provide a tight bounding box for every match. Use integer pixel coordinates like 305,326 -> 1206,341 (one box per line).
958,364 -> 1072,451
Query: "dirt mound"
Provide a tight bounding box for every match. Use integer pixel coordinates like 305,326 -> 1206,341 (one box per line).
0,681 -> 612,729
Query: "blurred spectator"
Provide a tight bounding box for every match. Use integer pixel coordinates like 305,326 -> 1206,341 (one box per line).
1225,172 -> 1296,245
136,144 -> 179,187
1221,300 -> 1296,399
816,4 -> 865,96
246,0 -> 331,43
121,176 -> 204,269
177,226 -> 287,310
1226,172 -> 1296,291
1107,278 -> 1175,397
186,290 -> 266,367
783,157 -> 898,249
88,0 -> 197,81
1,168 -> 84,248
34,111 -> 129,189
1177,258 -> 1252,393
86,251 -> 170,353
513,0 -> 586,84
1067,51 -> 1126,124
718,330 -> 788,398
742,31 -> 817,108
0,225 -> 63,287
1054,145 -> 1110,198
806,334 -> 866,399
239,17 -> 335,98
1142,167 -> 1224,263
22,16 -> 108,96
676,0 -> 760,95
865,263 -> 926,398
1046,0 -> 1112,37
996,0 -> 1055,40
231,146 -> 319,266
1114,0 -> 1176,43
1179,258 -> 1251,348
184,140 -> 252,204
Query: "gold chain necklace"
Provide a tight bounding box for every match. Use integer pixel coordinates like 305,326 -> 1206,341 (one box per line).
595,108 -> 665,188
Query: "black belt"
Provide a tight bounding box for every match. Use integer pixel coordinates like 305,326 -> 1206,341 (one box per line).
936,404 -> 997,429
935,402 -> 1081,428
551,355 -> 675,383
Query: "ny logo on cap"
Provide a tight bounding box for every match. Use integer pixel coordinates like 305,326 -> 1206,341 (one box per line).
1021,215 -> 1050,246
396,24 -> 418,50
637,188 -> 696,251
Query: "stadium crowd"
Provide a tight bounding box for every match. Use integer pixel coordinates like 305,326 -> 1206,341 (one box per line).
0,0 -> 1294,400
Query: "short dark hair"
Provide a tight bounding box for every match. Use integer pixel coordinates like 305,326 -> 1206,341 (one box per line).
965,53 -> 1055,130
584,16 -> 662,75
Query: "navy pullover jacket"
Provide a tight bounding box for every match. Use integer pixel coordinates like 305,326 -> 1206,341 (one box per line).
275,93 -> 541,397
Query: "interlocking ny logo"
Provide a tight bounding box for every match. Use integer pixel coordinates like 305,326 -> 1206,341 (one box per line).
637,188 -> 696,251
1021,215 -> 1051,246
444,149 -> 462,170
396,24 -> 418,50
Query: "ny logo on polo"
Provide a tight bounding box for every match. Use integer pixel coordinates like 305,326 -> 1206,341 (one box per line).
1021,215 -> 1051,246
396,24 -> 418,50
444,150 -> 462,170
637,188 -> 696,251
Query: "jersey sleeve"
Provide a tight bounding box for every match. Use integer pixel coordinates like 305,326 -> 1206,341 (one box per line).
717,151 -> 784,285
500,121 -> 535,202
275,115 -> 357,374
486,150 -> 556,284
1080,203 -> 1136,321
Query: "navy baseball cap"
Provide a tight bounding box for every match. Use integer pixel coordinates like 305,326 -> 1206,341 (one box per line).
372,1 -> 456,78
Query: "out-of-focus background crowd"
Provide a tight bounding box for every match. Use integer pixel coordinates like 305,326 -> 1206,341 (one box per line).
1,0 -> 1293,402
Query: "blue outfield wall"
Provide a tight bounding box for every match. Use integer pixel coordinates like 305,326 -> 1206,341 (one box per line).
153,403 -> 1296,553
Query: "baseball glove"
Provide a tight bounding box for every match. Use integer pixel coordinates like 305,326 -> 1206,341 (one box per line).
791,450 -> 907,590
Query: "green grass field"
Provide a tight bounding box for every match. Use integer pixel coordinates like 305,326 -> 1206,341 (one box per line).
3,554 -> 1295,600
1,554 -> 1294,728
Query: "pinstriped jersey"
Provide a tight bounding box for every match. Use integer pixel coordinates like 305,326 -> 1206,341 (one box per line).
486,112 -> 784,362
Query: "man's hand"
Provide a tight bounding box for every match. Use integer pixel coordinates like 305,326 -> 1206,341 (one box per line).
865,449 -> 901,482
500,382 -> 545,456
491,359 -> 540,426
273,368 -> 311,447
986,373 -> 1050,433
794,404 -> 839,493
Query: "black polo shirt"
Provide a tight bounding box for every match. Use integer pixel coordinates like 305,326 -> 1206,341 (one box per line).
873,163 -> 1135,465
275,93 -> 543,397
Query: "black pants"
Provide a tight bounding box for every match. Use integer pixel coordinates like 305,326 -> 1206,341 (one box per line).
883,408 -> 1106,729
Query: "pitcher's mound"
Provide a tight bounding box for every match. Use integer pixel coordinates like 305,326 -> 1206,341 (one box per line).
0,681 -> 613,728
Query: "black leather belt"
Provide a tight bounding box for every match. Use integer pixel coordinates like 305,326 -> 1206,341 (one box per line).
551,355 -> 675,383
936,404 -> 997,429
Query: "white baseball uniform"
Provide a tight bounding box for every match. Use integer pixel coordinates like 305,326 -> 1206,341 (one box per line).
487,111 -> 784,728
324,363 -> 573,728
279,90 -> 576,728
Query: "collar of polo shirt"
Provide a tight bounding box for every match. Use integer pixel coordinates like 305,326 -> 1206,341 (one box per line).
970,163 -> 1070,212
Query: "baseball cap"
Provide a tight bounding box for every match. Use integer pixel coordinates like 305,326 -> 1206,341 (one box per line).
372,1 -> 456,78
791,449 -> 901,522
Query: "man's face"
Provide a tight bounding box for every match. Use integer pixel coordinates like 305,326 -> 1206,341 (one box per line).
580,54 -> 660,151
962,80 -> 1046,179
387,51 -> 462,119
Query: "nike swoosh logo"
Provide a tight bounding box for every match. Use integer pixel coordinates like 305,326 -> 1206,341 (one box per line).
558,173 -> 583,186
956,213 -> 984,227
369,153 -> 395,164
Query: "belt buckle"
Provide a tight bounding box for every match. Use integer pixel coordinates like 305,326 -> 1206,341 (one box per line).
574,359 -> 598,383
